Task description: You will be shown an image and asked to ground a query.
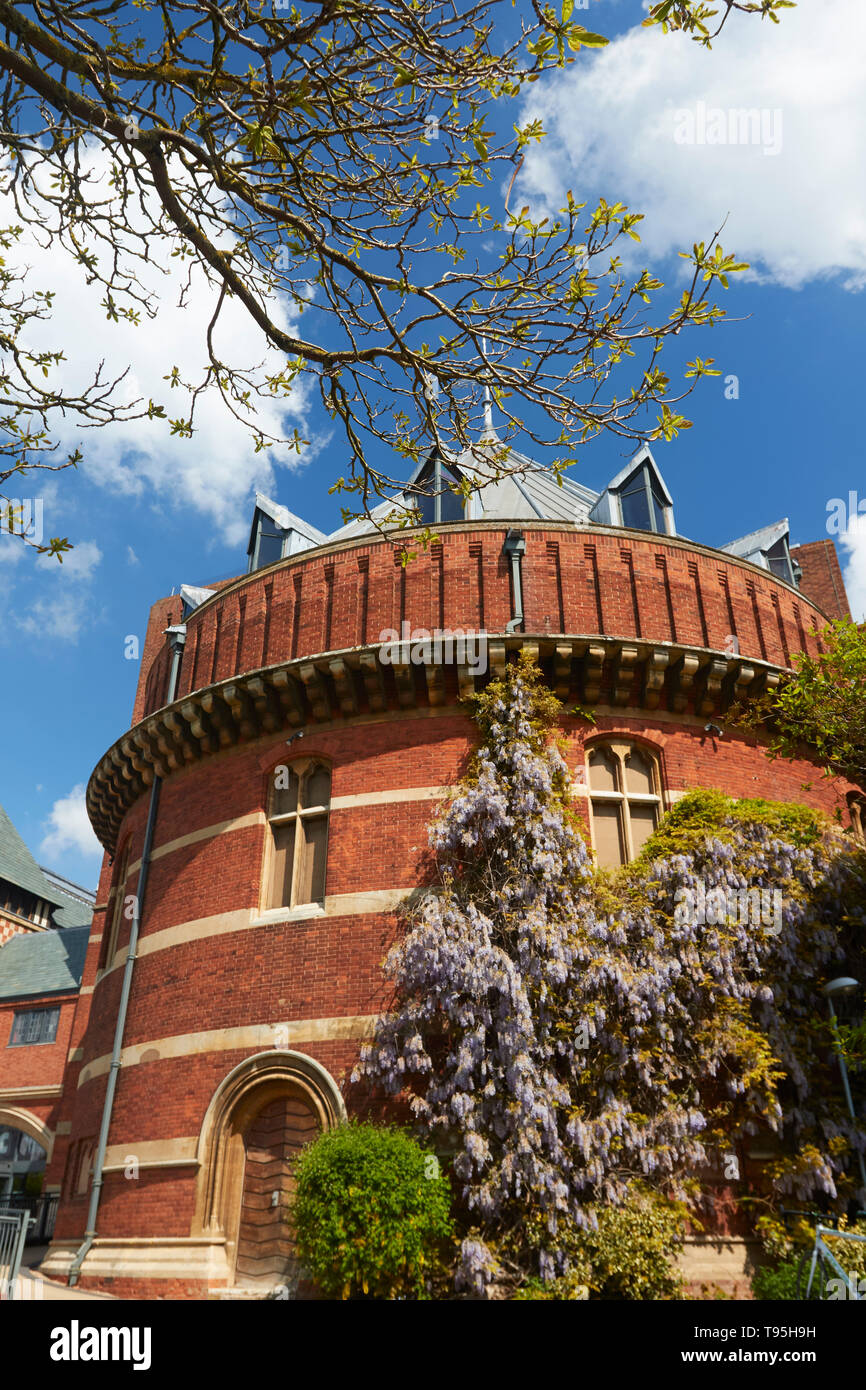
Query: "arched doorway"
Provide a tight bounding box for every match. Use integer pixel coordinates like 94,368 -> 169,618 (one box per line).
234,1093 -> 319,1287
193,1051 -> 345,1292
0,1107 -> 52,1200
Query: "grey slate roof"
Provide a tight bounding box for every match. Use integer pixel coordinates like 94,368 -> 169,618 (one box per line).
0,801 -> 54,903
0,801 -> 93,929
325,437 -> 601,542
0,924 -> 89,1000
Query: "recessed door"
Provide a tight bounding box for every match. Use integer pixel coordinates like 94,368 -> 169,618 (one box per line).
234,1095 -> 319,1288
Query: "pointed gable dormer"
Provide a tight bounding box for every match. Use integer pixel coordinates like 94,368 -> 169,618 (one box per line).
588,445 -> 676,536
721,519 -> 799,588
247,494 -> 328,573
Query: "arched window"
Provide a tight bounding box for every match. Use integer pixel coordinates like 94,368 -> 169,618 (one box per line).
266,761 -> 331,910
586,741 -> 663,868
102,839 -> 131,969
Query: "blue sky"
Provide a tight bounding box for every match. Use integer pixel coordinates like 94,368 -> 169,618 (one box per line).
1,0 -> 864,892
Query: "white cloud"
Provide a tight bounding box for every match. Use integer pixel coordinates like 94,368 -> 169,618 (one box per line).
40,783 -> 102,860
126,545 -> 140,566
517,0 -> 866,289
35,539 -> 102,581
2,146 -> 313,546
840,526 -> 866,623
14,540 -> 103,641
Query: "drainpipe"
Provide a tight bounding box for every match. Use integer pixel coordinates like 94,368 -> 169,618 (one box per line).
68,624 -> 186,1286
503,529 -> 525,633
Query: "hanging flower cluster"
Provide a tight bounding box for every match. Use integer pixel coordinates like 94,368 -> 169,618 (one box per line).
355,655 -> 866,1295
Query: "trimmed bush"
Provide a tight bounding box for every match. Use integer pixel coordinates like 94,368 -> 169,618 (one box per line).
292,1122 -> 453,1299
751,1258 -> 800,1301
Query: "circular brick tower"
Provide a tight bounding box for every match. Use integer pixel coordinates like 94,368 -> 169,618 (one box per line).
41,448 -> 860,1298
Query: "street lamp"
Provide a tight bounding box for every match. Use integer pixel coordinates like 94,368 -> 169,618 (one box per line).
822,977 -> 866,1196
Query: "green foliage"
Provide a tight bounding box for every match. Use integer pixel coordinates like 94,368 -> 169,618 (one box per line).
571,1192 -> 687,1300
514,1190 -> 687,1300
732,619 -> 866,790
292,1122 -> 454,1300
636,787 -> 825,863
751,1257 -> 800,1301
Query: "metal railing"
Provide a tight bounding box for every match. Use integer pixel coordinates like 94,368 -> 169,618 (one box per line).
0,1192 -> 59,1244
0,1210 -> 31,1301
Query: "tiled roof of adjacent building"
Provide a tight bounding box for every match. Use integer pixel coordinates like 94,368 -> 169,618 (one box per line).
0,923 -> 89,999
0,800 -> 94,929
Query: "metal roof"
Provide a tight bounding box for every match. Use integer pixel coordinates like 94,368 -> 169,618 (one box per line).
722,519 -> 790,559
325,437 -> 600,541
0,924 -> 89,1000
247,493 -> 329,555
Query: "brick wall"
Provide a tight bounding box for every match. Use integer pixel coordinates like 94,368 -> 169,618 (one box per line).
130,523 -> 839,717
789,539 -> 851,621
42,520 -> 857,1297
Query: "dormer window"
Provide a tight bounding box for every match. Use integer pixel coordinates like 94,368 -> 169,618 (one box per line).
588,448 -> 676,536
409,457 -> 465,525
250,513 -> 288,570
246,495 -> 328,572
765,537 -> 795,586
616,463 -> 670,535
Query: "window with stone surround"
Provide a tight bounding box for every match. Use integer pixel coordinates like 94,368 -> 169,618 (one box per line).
586,740 -> 663,868
8,1005 -> 60,1046
101,839 -> 131,969
265,759 -> 331,910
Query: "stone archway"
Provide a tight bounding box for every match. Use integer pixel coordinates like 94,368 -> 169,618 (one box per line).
192,1051 -> 345,1290
0,1107 -> 53,1162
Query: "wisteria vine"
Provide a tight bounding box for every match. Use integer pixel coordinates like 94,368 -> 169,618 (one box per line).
355,656 -> 866,1296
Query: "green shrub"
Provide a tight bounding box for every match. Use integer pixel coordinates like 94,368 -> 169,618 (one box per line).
292,1121 -> 454,1299
751,1258 -> 800,1301
637,788 -> 824,863
574,1192 -> 687,1300
513,1191 -> 687,1300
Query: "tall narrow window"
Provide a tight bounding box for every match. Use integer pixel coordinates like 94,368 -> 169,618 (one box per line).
267,761 -> 331,910
616,464 -> 670,535
102,841 -> 131,968
587,741 -> 663,867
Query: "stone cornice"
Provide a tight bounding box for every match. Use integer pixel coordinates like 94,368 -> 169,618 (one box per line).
86,632 -> 783,853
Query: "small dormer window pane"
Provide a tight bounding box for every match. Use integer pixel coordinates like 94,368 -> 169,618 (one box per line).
650,479 -> 668,532
411,463 -> 464,524
257,527 -> 285,568
765,539 -> 792,584
618,463 -> 668,535
620,473 -> 652,531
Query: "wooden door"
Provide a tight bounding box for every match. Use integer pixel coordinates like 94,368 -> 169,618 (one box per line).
234,1094 -> 319,1288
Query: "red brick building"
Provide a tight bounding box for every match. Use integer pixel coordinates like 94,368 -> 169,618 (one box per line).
33,445 -> 863,1298
0,803 -> 93,1235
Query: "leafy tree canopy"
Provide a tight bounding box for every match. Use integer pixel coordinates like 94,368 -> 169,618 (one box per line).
0,0 -> 792,554
732,618 -> 866,792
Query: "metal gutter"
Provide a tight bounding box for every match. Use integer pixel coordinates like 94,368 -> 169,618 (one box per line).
67,625 -> 186,1287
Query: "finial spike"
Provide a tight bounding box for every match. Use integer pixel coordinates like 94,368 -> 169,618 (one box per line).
481,336 -> 493,438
